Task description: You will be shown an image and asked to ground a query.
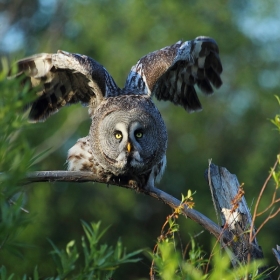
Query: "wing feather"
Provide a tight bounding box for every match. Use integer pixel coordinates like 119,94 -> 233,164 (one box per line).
10,51 -> 120,121
124,36 -> 223,112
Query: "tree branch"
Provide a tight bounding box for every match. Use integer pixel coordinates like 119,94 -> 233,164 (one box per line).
23,170 -> 228,242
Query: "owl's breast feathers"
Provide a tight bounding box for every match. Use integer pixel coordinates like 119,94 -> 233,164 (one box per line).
67,136 -> 163,188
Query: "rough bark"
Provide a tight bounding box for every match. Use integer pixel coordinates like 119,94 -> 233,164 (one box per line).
205,163 -> 273,278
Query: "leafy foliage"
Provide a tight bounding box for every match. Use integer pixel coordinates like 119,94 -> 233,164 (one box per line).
149,214 -> 268,280
0,61 -> 34,258
0,221 -> 143,279
48,221 -> 143,279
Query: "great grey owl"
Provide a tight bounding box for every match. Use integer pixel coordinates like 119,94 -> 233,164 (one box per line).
11,36 -> 223,189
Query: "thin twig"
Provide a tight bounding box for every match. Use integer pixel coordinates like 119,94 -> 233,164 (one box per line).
8,199 -> 29,213
251,207 -> 280,241
249,156 -> 279,243
256,190 -> 279,217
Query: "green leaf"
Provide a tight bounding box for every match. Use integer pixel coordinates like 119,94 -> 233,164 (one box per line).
0,266 -> 15,280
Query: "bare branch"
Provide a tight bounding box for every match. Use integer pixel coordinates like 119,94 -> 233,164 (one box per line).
23,170 -> 227,242
256,190 -> 277,217
252,207 -> 280,241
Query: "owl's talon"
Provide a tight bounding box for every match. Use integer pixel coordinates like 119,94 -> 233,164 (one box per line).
128,179 -> 140,189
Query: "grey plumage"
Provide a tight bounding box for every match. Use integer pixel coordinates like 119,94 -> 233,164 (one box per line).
10,36 -> 223,189
89,95 -> 167,176
66,95 -> 167,188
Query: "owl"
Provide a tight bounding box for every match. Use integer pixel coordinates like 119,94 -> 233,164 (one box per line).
11,36 -> 222,189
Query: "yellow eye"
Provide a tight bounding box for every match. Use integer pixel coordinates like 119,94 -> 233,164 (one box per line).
135,131 -> 143,138
115,132 -> 122,139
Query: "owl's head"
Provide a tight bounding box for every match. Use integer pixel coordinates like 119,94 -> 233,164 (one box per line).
89,95 -> 167,177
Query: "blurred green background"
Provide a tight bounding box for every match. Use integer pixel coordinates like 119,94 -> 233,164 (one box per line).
1,0 -> 280,279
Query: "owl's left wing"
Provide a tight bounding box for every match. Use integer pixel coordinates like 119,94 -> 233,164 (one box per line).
9,50 -> 120,122
124,36 -> 223,112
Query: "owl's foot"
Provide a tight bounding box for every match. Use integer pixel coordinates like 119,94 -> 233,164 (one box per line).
108,175 -> 139,190
110,175 -> 145,192
128,179 -> 142,191
129,175 -> 155,192
109,174 -> 155,192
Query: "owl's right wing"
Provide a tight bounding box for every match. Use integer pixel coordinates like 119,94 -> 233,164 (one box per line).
9,50 -> 120,122
124,36 -> 223,112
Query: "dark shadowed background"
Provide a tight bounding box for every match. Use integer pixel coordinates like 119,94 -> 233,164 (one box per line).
1,0 -> 280,279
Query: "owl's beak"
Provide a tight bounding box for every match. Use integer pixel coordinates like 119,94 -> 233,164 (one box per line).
126,142 -> 132,153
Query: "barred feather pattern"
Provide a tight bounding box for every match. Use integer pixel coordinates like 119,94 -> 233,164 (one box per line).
124,36 -> 222,112
12,51 -> 120,121
11,36 -> 222,121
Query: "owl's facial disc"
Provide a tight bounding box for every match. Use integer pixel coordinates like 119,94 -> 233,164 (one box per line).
91,101 -> 167,177
98,114 -> 151,174
114,122 -> 144,169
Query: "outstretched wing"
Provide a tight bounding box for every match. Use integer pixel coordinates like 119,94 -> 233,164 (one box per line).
10,50 -> 120,122
124,36 -> 223,112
